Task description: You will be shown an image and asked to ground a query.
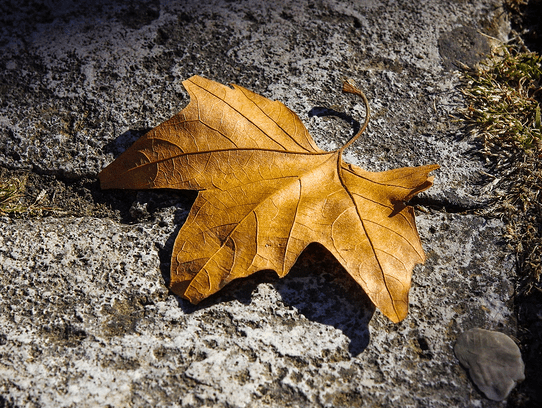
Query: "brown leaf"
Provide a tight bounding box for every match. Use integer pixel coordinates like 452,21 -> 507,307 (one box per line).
99,75 -> 438,323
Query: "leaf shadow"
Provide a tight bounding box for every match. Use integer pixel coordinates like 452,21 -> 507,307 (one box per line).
170,243 -> 374,356
156,208 -> 188,291
103,128 -> 152,158
308,107 -> 360,137
272,243 -> 375,356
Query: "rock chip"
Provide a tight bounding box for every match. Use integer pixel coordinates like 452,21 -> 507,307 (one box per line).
455,328 -> 525,401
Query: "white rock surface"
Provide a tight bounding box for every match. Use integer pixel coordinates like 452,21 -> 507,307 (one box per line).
0,213 -> 515,407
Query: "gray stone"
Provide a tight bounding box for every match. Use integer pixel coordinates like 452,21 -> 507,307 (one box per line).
0,0 -> 520,406
0,0 -> 508,208
0,212 -> 516,407
455,328 -> 525,401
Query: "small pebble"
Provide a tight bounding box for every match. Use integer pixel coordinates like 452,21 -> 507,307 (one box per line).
454,328 -> 525,401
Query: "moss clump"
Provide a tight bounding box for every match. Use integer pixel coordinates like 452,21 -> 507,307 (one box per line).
460,44 -> 541,292
0,173 -> 60,217
462,45 -> 541,149
0,176 -> 27,215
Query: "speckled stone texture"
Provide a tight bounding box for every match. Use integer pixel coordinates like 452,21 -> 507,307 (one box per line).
0,0 -> 519,407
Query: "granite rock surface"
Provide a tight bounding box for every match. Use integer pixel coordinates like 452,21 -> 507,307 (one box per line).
0,0 -> 521,407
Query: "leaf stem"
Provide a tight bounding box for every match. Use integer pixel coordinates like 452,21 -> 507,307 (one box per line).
339,79 -> 370,153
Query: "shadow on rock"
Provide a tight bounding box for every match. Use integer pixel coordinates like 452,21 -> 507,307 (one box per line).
96,127 -> 199,223
308,107 -> 360,138
102,128 -> 151,159
170,243 -> 374,356
273,243 -> 375,356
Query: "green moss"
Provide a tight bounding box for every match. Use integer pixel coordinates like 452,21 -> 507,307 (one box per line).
0,176 -> 27,215
462,45 -> 541,150
460,44 -> 542,291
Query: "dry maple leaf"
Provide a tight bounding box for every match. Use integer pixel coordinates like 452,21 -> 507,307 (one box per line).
99,75 -> 438,323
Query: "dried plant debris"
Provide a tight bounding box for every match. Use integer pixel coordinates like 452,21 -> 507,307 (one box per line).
0,170 -> 64,217
0,174 -> 59,217
462,45 -> 541,150
0,176 -> 26,215
460,43 -> 541,293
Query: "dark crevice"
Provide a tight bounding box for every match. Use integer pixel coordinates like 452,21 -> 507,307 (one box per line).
1,168 -> 486,221
0,165 -> 196,224
409,195 -> 488,215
